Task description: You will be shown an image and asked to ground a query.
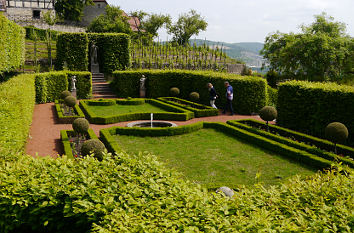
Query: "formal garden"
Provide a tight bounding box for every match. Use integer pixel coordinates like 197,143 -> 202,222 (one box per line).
0,13 -> 353,232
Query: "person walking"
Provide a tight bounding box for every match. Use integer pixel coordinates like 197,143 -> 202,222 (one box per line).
222,81 -> 234,115
207,83 -> 218,109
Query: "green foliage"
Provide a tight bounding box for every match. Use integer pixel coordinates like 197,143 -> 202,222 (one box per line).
137,12 -> 171,39
66,71 -> 92,99
55,100 -> 85,124
267,86 -> 278,107
115,98 -> 145,105
72,118 -> 89,136
87,99 -> 116,106
261,13 -> 352,81
0,74 -> 35,159
64,96 -> 77,107
189,91 -> 200,101
167,10 -> 208,45
54,0 -> 93,21
24,26 -> 60,41
277,80 -> 354,145
0,13 -> 25,75
81,139 -> 106,160
325,122 -> 349,145
169,87 -> 180,96
60,90 -> 71,99
56,33 -> 89,71
60,129 -> 98,158
259,106 -> 277,122
111,70 -> 267,114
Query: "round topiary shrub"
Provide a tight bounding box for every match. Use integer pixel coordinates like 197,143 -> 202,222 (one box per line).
325,122 -> 348,146
64,96 -> 77,108
72,118 -> 90,136
170,87 -> 180,97
259,106 -> 277,122
60,90 -> 71,100
189,92 -> 200,102
81,139 -> 106,161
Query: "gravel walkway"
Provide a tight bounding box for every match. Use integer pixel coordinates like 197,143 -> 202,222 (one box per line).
25,102 -> 262,158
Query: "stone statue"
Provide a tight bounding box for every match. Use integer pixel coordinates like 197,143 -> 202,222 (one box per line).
71,76 -> 77,91
91,43 -> 98,64
139,75 -> 146,97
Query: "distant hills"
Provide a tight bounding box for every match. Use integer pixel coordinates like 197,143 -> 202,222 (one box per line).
190,39 -> 265,68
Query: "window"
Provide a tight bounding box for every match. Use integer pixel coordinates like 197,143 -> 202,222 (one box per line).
97,4 -> 101,8
33,10 -> 41,19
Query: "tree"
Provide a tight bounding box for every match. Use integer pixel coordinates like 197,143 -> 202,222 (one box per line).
87,5 -> 132,34
43,11 -> 58,70
167,10 -> 208,46
261,13 -> 352,82
54,0 -> 93,21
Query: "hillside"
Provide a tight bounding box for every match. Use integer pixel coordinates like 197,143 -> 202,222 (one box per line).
190,39 -> 264,68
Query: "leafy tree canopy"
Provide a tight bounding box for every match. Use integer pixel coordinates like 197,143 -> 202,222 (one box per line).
167,10 -> 208,46
55,0 -> 93,21
87,5 -> 132,34
261,13 -> 353,82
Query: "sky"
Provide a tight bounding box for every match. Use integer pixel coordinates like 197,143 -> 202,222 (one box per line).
107,0 -> 354,43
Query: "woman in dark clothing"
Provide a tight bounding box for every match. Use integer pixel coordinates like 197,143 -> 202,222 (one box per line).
207,83 -> 218,109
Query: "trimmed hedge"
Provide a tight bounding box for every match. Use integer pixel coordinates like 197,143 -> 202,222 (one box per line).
277,81 -> 354,145
158,97 -> 218,117
35,71 -> 92,103
267,86 -> 278,107
111,70 -> 267,114
80,99 -> 194,124
56,33 -> 89,71
227,120 -> 354,168
116,98 -> 145,105
60,129 -> 98,159
87,99 -> 116,106
0,74 -> 35,158
24,26 -> 60,41
55,100 -> 86,124
233,119 -> 354,159
0,13 -> 25,74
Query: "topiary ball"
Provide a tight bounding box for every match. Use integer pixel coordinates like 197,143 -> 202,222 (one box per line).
81,139 -> 106,161
189,92 -> 200,101
325,122 -> 348,144
64,96 -> 77,108
259,106 -> 277,122
170,87 -> 180,97
60,90 -> 71,100
72,118 -> 90,135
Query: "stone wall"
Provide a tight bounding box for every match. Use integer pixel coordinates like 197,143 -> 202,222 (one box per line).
81,2 -> 107,26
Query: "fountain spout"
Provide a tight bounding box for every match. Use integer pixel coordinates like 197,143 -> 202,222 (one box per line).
150,113 -> 153,128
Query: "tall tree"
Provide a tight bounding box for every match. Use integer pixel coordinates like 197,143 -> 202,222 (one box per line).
261,13 -> 352,82
167,10 -> 207,46
87,5 -> 132,34
54,0 -> 93,21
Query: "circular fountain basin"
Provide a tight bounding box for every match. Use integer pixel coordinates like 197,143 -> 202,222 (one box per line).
126,121 -> 177,128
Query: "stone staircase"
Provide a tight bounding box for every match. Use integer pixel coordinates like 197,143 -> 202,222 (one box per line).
92,73 -> 117,98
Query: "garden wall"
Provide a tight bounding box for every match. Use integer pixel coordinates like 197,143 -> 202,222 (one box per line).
35,71 -> 92,103
0,13 -> 25,74
277,80 -> 354,145
111,70 -> 268,114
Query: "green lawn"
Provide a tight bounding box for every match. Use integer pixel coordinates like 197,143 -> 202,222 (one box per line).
114,128 -> 315,187
87,103 -> 173,116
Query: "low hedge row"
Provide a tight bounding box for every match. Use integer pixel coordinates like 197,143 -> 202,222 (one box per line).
277,80 -> 354,145
35,71 -> 92,103
80,99 -> 194,124
116,98 -> 145,105
158,97 -> 218,117
0,74 -> 35,158
60,129 -> 98,159
111,70 -> 267,114
236,119 -> 354,159
55,100 -> 86,124
227,120 -> 354,168
87,99 -> 116,106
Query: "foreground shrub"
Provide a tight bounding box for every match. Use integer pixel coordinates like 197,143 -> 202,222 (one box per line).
325,122 -> 349,153
72,118 -> 90,137
259,106 -> 277,131
81,139 -> 106,160
0,74 -> 35,158
169,87 -> 180,96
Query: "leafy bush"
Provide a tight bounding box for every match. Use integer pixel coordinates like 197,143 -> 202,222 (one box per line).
64,96 -> 77,108
259,106 -> 277,122
189,91 -> 200,101
169,87 -> 180,96
325,122 -> 349,145
60,90 -> 71,100
0,13 -> 25,74
0,74 -> 35,158
277,80 -> 354,145
60,129 -> 98,158
111,70 -> 267,114
267,86 -> 278,107
72,118 -> 90,137
81,139 -> 106,160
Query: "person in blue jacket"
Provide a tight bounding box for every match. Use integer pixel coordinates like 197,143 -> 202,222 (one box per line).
222,81 -> 234,115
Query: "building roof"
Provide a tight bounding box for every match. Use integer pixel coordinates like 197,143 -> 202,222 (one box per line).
122,11 -> 140,32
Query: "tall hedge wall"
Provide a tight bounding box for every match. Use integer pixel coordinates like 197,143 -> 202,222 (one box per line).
0,74 -> 35,159
111,70 -> 267,114
56,33 -> 89,71
35,71 -> 92,103
0,13 -> 25,74
56,32 -> 131,73
277,80 -> 354,145
24,26 -> 60,41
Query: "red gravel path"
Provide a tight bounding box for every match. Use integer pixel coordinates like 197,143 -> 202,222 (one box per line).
25,103 -> 262,158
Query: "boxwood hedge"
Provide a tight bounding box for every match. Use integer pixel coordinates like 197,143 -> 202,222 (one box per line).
60,129 -> 99,158
277,80 -> 354,145
111,70 -> 267,114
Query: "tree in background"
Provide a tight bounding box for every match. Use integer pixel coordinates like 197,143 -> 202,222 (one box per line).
261,13 -> 353,82
43,11 -> 58,70
167,10 -> 207,46
87,5 -> 132,34
55,0 -> 93,21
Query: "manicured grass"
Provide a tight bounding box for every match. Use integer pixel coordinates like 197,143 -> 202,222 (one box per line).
114,128 -> 315,187
86,103 -> 174,116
